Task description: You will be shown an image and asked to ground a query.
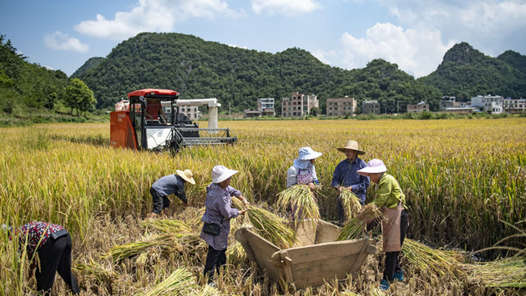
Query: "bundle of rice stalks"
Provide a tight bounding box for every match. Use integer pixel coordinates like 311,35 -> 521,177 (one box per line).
337,203 -> 382,241
106,234 -> 179,262
276,184 -> 320,226
74,259 -> 116,283
463,257 -> 526,288
246,205 -> 296,249
141,219 -> 192,234
137,268 -> 197,296
402,239 -> 465,279
227,241 -> 247,264
339,190 -> 362,223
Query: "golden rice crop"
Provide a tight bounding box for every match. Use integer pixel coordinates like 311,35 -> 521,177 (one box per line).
245,205 -> 296,248
402,239 -> 465,279
463,257 -> 526,288
141,218 -> 192,234
136,268 -> 197,296
339,190 -> 362,223
276,184 -> 320,226
338,203 -> 382,241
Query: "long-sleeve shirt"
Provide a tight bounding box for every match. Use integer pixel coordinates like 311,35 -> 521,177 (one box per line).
286,166 -> 319,188
200,183 -> 241,250
331,158 -> 370,203
151,175 -> 187,203
18,222 -> 65,258
373,173 -> 406,209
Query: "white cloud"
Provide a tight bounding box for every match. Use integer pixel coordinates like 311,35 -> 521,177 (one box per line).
251,0 -> 320,15
337,23 -> 454,77
75,0 -> 239,40
44,31 -> 89,53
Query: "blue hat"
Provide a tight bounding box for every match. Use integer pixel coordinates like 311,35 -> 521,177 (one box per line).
297,147 -> 322,160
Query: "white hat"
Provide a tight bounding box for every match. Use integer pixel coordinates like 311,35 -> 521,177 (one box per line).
357,159 -> 387,175
176,169 -> 196,185
297,147 -> 322,160
211,165 -> 238,183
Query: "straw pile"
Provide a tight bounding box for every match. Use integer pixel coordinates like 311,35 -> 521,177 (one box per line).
402,239 -> 465,279
463,257 -> 526,288
106,234 -> 177,262
74,259 -> 116,284
337,203 -> 382,241
276,184 -> 320,226
141,219 -> 192,234
339,189 -> 362,223
137,268 -> 197,296
246,205 -> 296,249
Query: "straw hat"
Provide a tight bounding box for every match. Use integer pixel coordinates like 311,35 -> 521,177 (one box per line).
176,169 -> 196,185
211,165 -> 238,183
337,140 -> 365,154
297,147 -> 322,160
357,159 -> 387,175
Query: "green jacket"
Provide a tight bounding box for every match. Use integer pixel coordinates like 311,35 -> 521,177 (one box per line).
373,173 -> 406,209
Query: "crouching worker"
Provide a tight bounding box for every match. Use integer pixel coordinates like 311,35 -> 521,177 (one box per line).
3,222 -> 79,295
149,169 -> 196,218
357,159 -> 409,291
200,165 -> 249,284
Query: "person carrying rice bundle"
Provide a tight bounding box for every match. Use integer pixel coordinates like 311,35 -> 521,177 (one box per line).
357,159 -> 409,291
286,147 -> 322,190
200,165 -> 249,284
331,140 -> 369,225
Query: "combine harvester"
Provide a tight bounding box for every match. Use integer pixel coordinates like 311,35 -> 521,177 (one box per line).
110,89 -> 237,153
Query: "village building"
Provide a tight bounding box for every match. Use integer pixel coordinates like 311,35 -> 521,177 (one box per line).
361,100 -> 380,114
407,101 -> 430,113
326,96 -> 357,116
281,92 -> 319,117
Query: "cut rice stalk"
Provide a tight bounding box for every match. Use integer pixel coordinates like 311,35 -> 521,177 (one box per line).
137,268 -> 197,296
276,184 -> 320,226
246,205 -> 296,248
141,219 -> 192,234
337,203 -> 382,241
402,239 -> 465,279
339,190 -> 362,223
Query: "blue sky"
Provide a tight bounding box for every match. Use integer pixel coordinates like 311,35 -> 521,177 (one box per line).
1,0 -> 525,77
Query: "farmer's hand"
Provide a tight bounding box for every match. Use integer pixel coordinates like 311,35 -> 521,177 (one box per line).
308,183 -> 316,191
239,210 -> 247,215
147,213 -> 158,219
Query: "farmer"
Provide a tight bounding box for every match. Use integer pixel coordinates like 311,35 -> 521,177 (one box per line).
357,159 -> 409,291
3,222 -> 80,294
145,98 -> 168,125
286,146 -> 322,190
331,140 -> 370,224
200,165 -> 249,284
148,169 -> 195,218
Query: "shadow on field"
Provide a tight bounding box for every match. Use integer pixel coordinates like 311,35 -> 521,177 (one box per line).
50,134 -> 109,147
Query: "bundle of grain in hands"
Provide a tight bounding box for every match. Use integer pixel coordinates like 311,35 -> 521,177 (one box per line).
245,205 -> 296,249
337,203 -> 382,241
339,189 -> 362,223
276,184 -> 320,226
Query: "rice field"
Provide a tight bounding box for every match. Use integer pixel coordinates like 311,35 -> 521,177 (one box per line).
1,118 -> 525,295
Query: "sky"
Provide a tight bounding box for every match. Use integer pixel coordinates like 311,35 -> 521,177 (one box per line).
1,0 -> 525,78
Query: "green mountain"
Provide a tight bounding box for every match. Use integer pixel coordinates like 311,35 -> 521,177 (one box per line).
76,32 -> 440,113
419,42 -> 526,99
71,57 -> 105,78
0,35 -> 69,114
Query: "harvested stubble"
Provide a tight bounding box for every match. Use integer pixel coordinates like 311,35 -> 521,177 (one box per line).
339,190 -> 362,223
74,259 -> 116,283
137,268 -> 197,296
277,184 -> 320,226
246,205 -> 296,249
338,203 -> 382,241
141,219 -> 192,234
402,239 -> 465,279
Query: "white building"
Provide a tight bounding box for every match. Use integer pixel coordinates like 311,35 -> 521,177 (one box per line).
257,98 -> 275,116
471,95 -> 504,114
503,98 -> 526,113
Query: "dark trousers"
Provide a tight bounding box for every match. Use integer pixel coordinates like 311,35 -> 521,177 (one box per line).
383,209 -> 409,282
151,188 -> 170,214
36,234 -> 79,294
203,245 -> 226,283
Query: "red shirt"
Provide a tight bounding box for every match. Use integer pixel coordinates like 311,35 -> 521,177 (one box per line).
19,222 -> 64,258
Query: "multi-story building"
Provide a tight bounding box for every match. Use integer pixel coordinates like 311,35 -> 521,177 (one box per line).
281,92 -> 319,117
440,96 -> 457,110
257,98 -> 275,116
326,96 -> 357,117
362,100 -> 380,114
177,105 -> 200,120
503,98 -> 526,113
407,101 -> 430,113
471,95 -> 504,114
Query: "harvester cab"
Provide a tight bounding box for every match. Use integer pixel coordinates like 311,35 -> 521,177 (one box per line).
110,89 -> 237,153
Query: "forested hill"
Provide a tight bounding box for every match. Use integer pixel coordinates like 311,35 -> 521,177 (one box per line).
71,57 -> 105,78
76,32 -> 439,112
418,42 -> 526,99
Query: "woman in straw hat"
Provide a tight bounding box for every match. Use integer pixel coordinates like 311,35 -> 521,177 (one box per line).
286,147 -> 323,190
331,140 -> 370,224
148,169 -> 196,218
357,159 -> 409,291
201,165 -> 249,284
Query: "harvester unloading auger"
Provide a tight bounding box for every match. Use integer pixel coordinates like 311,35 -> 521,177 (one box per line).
110,89 -> 237,153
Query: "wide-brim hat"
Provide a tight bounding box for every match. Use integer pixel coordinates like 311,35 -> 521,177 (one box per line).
337,140 -> 365,155
212,165 -> 238,184
176,169 -> 196,185
357,159 -> 387,175
297,147 -> 322,160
